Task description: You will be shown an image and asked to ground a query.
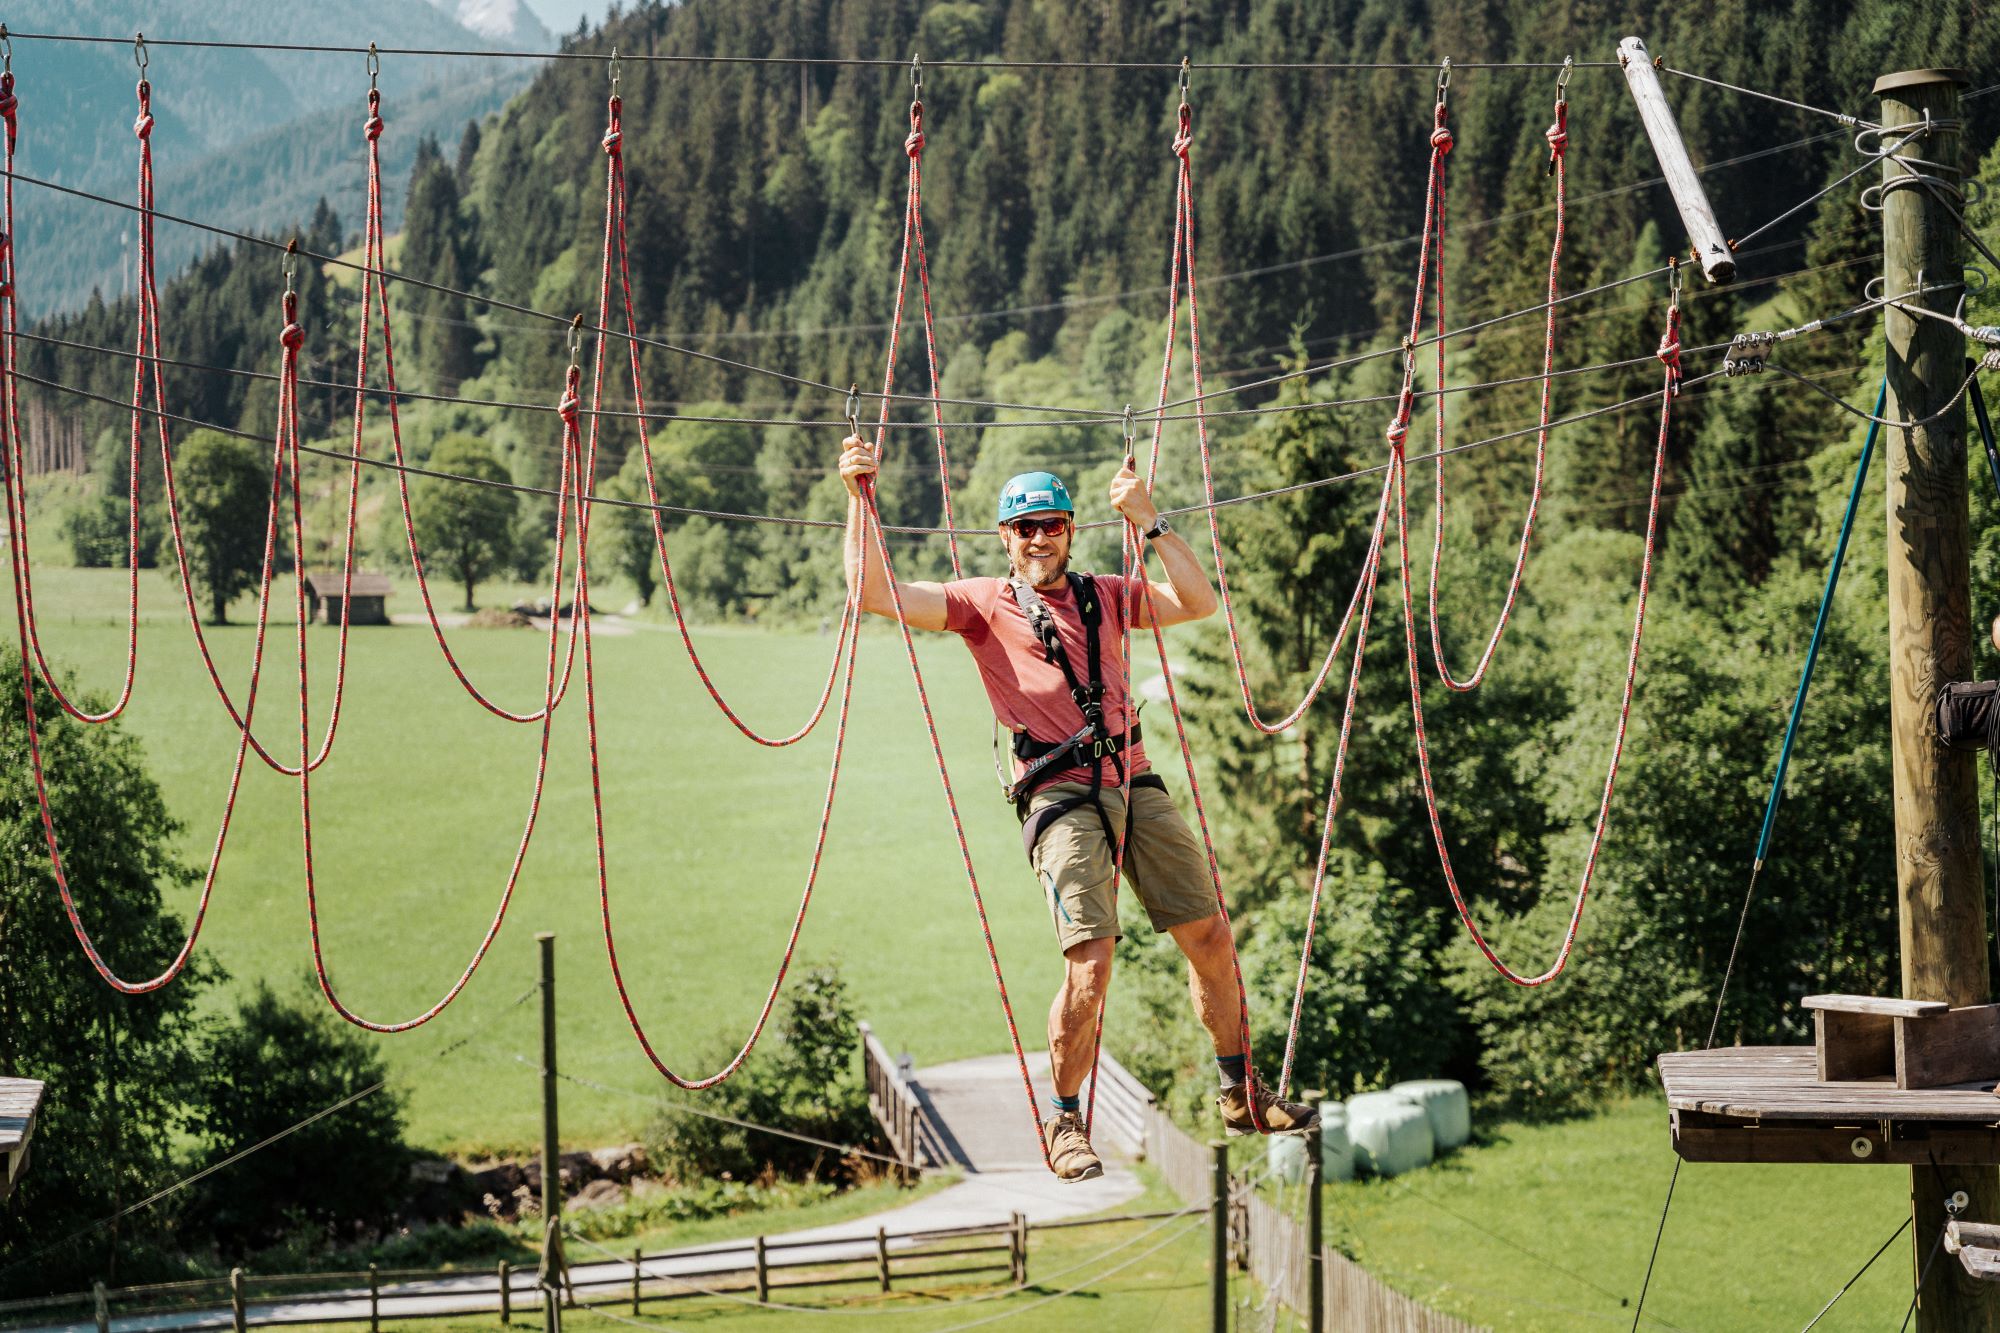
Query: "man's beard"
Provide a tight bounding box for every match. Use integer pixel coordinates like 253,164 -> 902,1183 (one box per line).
1011,552 -> 1070,588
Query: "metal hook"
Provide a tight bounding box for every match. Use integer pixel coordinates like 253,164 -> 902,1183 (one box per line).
1122,403 -> 1137,456
1436,56 -> 1451,104
367,41 -> 379,89
283,237 -> 298,293
609,45 -> 620,94
908,51 -> 922,95
1556,55 -> 1572,99
844,384 -> 863,438
567,314 -> 583,370
1179,56 -> 1191,96
1667,256 -> 1682,302
134,32 -> 148,73
1,25 -> 12,75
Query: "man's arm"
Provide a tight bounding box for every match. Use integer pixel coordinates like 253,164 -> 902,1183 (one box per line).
840,436 -> 950,631
1107,462 -> 1218,629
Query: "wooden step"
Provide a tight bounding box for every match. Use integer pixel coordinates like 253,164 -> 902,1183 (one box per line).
1799,995 -> 2000,1089
1946,1221 -> 2000,1280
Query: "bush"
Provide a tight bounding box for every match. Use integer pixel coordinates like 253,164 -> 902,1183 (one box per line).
645,963 -> 879,1185
189,982 -> 414,1248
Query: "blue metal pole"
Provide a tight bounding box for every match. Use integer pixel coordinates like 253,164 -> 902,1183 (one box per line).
1972,371 -> 2000,500
1752,376 -> 1888,868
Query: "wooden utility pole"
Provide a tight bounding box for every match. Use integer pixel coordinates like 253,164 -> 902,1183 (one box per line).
1877,66 -> 1996,1332
536,932 -> 565,1333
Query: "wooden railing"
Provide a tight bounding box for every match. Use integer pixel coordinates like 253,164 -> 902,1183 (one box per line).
858,1021 -> 949,1170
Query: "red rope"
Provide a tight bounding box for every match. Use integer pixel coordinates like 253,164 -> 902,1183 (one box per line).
598,94 -> 856,746
4,184 -> 294,991
588,92 -> 866,1084
1126,95 -> 1269,1128
1425,94 -> 1564,692
300,361 -> 585,1031
103,76 -> 369,776
875,96 -> 963,579
1398,295 -> 1678,986
365,87 -> 588,725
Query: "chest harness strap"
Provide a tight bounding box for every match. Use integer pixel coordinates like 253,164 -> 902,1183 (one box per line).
1003,573 -> 1159,862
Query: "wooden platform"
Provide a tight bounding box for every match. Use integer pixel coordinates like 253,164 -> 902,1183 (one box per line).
0,1077 -> 45,1204
1659,1047 -> 2000,1164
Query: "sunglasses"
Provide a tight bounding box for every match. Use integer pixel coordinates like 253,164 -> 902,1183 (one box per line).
1005,515 -> 1072,538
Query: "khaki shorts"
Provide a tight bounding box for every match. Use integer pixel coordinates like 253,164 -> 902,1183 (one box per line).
1021,779 -> 1219,952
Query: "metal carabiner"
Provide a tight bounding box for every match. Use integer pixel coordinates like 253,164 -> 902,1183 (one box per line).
1179,56 -> 1191,97
1,25 -> 12,75
1556,55 -> 1573,100
283,237 -> 299,294
609,45 -> 621,95
1436,56 -> 1451,106
910,51 -> 922,96
1122,403 -> 1138,463
845,384 -> 862,438
567,314 -> 584,370
367,41 -> 379,90
1667,256 -> 1683,303
134,32 -> 149,73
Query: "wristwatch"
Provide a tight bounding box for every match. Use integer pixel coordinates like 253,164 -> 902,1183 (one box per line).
1141,515 -> 1172,542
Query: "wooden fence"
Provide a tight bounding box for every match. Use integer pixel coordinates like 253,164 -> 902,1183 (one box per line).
858,1021 -> 950,1170
0,1211 -> 1180,1332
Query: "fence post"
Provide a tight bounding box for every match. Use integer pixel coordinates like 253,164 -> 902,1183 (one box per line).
754,1235 -> 768,1304
1211,1142 -> 1229,1333
499,1261 -> 511,1325
877,1225 -> 890,1292
536,932 -> 563,1333
229,1269 -> 245,1333
631,1245 -> 641,1315
1306,1115 -> 1324,1333
367,1264 -> 379,1333
92,1281 -> 108,1333
1014,1211 -> 1028,1286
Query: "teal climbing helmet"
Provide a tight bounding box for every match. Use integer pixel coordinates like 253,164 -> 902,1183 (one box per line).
996,471 -> 1074,526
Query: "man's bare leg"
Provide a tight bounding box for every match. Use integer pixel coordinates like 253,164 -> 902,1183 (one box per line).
1167,914 -> 1244,1057
1048,937 -> 1114,1097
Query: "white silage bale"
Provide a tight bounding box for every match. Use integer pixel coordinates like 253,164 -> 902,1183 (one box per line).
1318,1101 -> 1354,1182
1390,1079 -> 1471,1150
1267,1132 -> 1308,1184
1345,1091 -> 1434,1177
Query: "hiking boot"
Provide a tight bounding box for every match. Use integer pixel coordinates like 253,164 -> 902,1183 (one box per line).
1217,1077 -> 1321,1137
1043,1111 -> 1105,1182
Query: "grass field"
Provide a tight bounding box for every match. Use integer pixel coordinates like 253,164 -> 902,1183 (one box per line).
1323,1097 -> 1917,1331
18,557 -> 1073,1154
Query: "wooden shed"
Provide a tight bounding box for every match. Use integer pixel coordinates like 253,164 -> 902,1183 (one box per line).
0,1078 -> 45,1204
302,572 -> 393,626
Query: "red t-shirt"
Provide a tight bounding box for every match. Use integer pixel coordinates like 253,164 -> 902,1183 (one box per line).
941,574 -> 1149,788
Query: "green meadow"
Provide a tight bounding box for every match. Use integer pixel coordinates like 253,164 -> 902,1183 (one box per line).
19,555 -> 1068,1155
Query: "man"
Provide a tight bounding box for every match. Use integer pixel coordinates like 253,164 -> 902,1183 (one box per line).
839,438 -> 1318,1183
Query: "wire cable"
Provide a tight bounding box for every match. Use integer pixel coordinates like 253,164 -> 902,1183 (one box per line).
1797,1216 -> 1908,1332
0,32 -> 1613,72
1656,65 -> 1877,129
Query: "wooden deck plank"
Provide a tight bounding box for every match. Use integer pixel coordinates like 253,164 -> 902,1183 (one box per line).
1659,1047 -> 2000,1122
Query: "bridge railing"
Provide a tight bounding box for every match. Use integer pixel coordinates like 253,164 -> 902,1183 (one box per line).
859,1021 -> 949,1171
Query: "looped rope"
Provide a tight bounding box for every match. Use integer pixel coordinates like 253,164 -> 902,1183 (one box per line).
1172,102 -> 1192,161
133,80 -> 153,141
0,71 -> 17,148
601,94 -> 622,156
557,368 -> 582,427
279,293 -> 304,351
1430,103 -> 1453,153
1545,100 -> 1568,162
364,88 -> 383,142
1656,306 -> 1684,396
905,99 -> 924,158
